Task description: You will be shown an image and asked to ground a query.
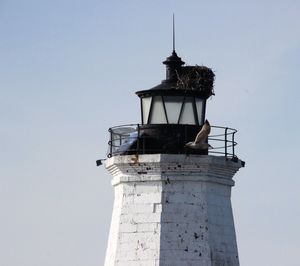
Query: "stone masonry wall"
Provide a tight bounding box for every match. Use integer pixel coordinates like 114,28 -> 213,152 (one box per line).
104,154 -> 242,266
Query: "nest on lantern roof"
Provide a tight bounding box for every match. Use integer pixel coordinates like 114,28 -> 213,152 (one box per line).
176,65 -> 215,96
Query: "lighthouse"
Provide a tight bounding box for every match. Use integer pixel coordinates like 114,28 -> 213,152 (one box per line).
102,49 -> 245,266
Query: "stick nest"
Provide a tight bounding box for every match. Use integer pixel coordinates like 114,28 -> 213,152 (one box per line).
176,66 -> 215,96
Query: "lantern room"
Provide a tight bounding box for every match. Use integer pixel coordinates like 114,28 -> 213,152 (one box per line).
136,51 -> 214,126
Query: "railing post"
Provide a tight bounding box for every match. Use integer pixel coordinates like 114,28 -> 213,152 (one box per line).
108,128 -> 112,157
137,124 -> 140,154
225,127 -> 228,159
232,131 -> 236,158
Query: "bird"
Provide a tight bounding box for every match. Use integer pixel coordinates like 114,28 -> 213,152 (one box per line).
184,120 -> 212,150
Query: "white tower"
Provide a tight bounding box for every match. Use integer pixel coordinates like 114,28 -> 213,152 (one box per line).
102,50 -> 244,266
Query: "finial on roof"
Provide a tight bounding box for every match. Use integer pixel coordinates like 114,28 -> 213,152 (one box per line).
162,14 -> 185,82
173,13 -> 175,52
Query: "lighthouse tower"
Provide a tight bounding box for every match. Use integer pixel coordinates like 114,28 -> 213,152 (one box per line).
102,50 -> 244,266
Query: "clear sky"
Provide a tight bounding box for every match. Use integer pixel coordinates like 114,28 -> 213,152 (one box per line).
1,0 -> 300,265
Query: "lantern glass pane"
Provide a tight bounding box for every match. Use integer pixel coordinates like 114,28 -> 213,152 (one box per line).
195,98 -> 204,124
142,97 -> 152,124
149,96 -> 167,124
179,97 -> 196,125
164,96 -> 184,124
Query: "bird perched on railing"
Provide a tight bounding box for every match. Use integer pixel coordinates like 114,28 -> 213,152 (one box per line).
184,120 -> 212,150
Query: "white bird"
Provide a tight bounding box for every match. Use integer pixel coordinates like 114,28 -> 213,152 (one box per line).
185,120 -> 212,149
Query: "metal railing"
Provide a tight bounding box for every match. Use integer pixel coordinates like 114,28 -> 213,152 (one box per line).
207,126 -> 237,158
107,124 -> 238,159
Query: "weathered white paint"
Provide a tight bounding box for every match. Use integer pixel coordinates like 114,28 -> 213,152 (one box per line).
104,154 -> 243,266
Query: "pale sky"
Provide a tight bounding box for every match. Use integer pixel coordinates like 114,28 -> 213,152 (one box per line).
1,1 -> 300,265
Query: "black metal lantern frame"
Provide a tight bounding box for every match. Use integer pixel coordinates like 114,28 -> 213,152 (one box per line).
137,89 -> 207,126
